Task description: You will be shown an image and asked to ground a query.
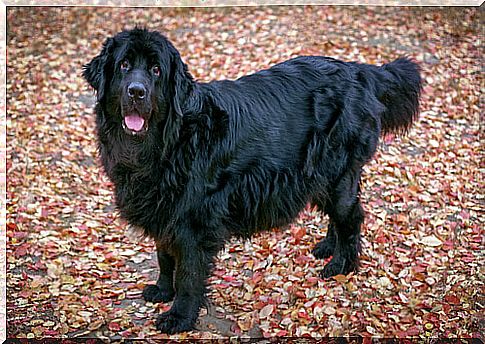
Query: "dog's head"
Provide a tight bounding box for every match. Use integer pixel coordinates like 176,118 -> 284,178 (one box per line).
83,28 -> 191,136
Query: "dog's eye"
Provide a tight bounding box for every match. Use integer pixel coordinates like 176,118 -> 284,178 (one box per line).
120,60 -> 131,72
152,65 -> 161,77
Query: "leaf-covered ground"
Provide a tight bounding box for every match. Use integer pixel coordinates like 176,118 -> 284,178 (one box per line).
6,6 -> 483,340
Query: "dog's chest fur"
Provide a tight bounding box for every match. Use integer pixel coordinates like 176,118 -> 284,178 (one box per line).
97,121 -> 190,240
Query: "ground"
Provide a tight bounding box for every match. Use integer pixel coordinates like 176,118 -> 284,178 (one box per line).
6,6 -> 483,340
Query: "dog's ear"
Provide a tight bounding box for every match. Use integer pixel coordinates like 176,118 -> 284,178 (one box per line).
82,38 -> 114,101
169,47 -> 192,117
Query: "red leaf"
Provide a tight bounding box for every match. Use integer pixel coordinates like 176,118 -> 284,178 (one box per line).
44,330 -> 59,336
18,290 -> 32,298
12,231 -> 28,239
276,330 -> 288,336
291,225 -> 306,244
108,321 -> 121,331
120,330 -> 132,337
252,271 -> 263,283
40,207 -> 49,218
444,294 -> 460,305
6,222 -> 17,231
14,244 -> 29,258
405,326 -> 420,336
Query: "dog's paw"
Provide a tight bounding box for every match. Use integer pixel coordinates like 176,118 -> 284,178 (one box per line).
155,310 -> 196,334
142,284 -> 175,303
321,256 -> 358,279
312,238 -> 335,259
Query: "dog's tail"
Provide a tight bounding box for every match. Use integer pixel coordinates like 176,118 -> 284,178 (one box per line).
373,57 -> 422,135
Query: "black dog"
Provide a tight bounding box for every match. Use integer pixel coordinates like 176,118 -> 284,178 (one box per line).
83,28 -> 421,334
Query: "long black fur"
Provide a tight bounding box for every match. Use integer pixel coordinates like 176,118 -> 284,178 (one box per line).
83,28 -> 421,334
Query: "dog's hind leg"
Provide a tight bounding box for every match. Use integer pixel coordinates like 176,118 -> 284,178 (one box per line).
318,167 -> 364,278
142,242 -> 176,303
312,220 -> 337,259
312,198 -> 336,259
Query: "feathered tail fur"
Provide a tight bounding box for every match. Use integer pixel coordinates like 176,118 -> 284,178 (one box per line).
374,57 -> 422,135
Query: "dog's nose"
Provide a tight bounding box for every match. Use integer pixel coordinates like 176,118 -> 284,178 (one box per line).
127,82 -> 146,100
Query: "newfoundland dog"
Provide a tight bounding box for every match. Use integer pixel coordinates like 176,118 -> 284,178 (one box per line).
83,28 -> 421,334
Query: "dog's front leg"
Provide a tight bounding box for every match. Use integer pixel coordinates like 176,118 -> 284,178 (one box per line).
155,236 -> 215,334
142,241 -> 175,303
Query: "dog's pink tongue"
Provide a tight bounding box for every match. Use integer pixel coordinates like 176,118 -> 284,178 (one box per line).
124,115 -> 145,131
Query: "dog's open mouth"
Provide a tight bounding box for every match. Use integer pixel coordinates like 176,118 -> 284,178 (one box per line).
122,114 -> 148,135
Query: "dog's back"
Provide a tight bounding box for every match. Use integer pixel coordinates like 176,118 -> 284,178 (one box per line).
197,56 -> 420,238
